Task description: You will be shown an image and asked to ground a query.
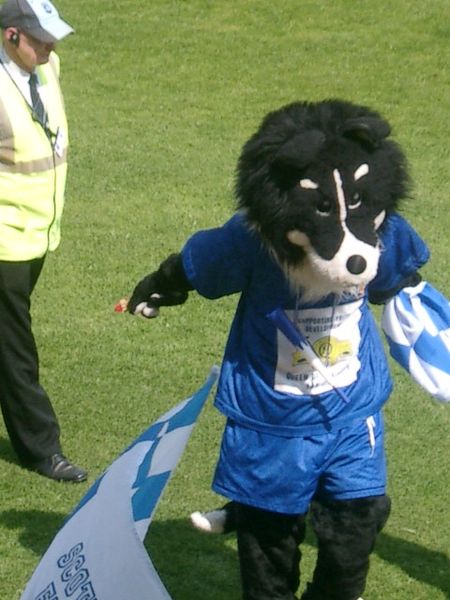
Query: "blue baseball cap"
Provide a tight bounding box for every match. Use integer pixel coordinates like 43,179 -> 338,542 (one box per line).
0,0 -> 74,42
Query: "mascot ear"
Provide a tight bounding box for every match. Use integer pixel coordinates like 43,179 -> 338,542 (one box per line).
341,117 -> 391,150
272,130 -> 326,171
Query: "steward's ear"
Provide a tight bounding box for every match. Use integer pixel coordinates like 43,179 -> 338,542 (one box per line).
341,117 -> 391,150
272,130 -> 326,171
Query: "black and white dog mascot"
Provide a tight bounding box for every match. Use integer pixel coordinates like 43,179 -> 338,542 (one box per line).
128,100 -> 431,600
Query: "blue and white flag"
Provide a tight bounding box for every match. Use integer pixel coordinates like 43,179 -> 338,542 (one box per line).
20,366 -> 219,600
382,281 -> 450,402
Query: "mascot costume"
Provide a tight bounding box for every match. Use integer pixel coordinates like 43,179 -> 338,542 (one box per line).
127,100 -> 450,600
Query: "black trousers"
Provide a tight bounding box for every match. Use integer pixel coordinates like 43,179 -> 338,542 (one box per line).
236,503 -> 307,600
0,258 -> 61,465
235,496 -> 391,600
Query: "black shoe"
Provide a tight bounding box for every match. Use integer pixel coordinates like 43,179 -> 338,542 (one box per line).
34,453 -> 88,483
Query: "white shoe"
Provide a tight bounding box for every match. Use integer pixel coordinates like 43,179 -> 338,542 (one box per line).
190,509 -> 227,533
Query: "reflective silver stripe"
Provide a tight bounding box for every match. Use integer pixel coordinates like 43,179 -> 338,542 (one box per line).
0,93 -> 15,165
0,148 -> 67,173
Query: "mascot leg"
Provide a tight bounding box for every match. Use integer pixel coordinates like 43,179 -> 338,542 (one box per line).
301,495 -> 391,600
236,503 -> 306,600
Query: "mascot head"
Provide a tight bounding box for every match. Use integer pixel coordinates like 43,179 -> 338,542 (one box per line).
236,100 -> 409,301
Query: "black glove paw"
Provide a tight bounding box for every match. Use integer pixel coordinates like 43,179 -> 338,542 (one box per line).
127,255 -> 191,318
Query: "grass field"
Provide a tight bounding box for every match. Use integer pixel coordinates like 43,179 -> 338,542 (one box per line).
1,1 -> 449,599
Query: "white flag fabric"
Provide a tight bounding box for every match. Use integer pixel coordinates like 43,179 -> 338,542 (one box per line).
382,281 -> 450,402
20,366 -> 219,600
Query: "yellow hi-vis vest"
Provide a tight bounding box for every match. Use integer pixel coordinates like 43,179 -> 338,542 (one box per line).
0,51 -> 68,261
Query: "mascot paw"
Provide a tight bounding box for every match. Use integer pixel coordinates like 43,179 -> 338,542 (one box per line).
190,509 -> 227,534
133,297 -> 161,318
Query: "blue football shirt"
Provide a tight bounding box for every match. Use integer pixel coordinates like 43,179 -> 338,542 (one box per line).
181,212 -> 429,436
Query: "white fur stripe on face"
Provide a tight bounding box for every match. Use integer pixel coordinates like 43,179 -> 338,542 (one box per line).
333,169 -> 347,224
374,209 -> 386,230
299,178 -> 319,189
354,163 -> 369,181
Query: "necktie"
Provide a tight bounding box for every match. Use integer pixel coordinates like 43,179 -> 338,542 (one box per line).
29,72 -> 47,127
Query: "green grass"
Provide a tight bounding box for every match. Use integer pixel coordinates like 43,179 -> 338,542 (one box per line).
1,1 -> 449,598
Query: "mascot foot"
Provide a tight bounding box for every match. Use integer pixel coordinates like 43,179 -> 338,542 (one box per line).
190,502 -> 237,534
190,509 -> 228,533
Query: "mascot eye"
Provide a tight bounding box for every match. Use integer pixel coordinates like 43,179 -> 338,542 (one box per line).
316,198 -> 332,216
348,192 -> 362,209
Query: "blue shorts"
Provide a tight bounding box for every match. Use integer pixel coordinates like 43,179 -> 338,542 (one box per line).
212,412 -> 386,514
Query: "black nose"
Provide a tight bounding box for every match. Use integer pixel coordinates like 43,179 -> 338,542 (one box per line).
346,255 -> 367,275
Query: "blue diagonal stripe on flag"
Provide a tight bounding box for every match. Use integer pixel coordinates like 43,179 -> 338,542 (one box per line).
382,281 -> 450,402
19,366 -> 219,600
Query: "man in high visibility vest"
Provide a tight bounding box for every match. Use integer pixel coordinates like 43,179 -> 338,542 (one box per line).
0,0 -> 87,482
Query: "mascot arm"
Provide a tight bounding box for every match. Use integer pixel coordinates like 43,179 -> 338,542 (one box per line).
367,213 -> 430,304
127,216 -> 256,317
368,272 -> 422,305
367,214 -> 450,403
128,253 -> 193,318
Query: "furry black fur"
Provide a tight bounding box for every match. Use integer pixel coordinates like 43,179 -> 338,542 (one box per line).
304,495 -> 391,599
236,503 -> 307,600
236,100 -> 410,301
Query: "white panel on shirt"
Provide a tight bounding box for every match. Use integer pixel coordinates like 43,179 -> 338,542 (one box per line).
274,299 -> 363,396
